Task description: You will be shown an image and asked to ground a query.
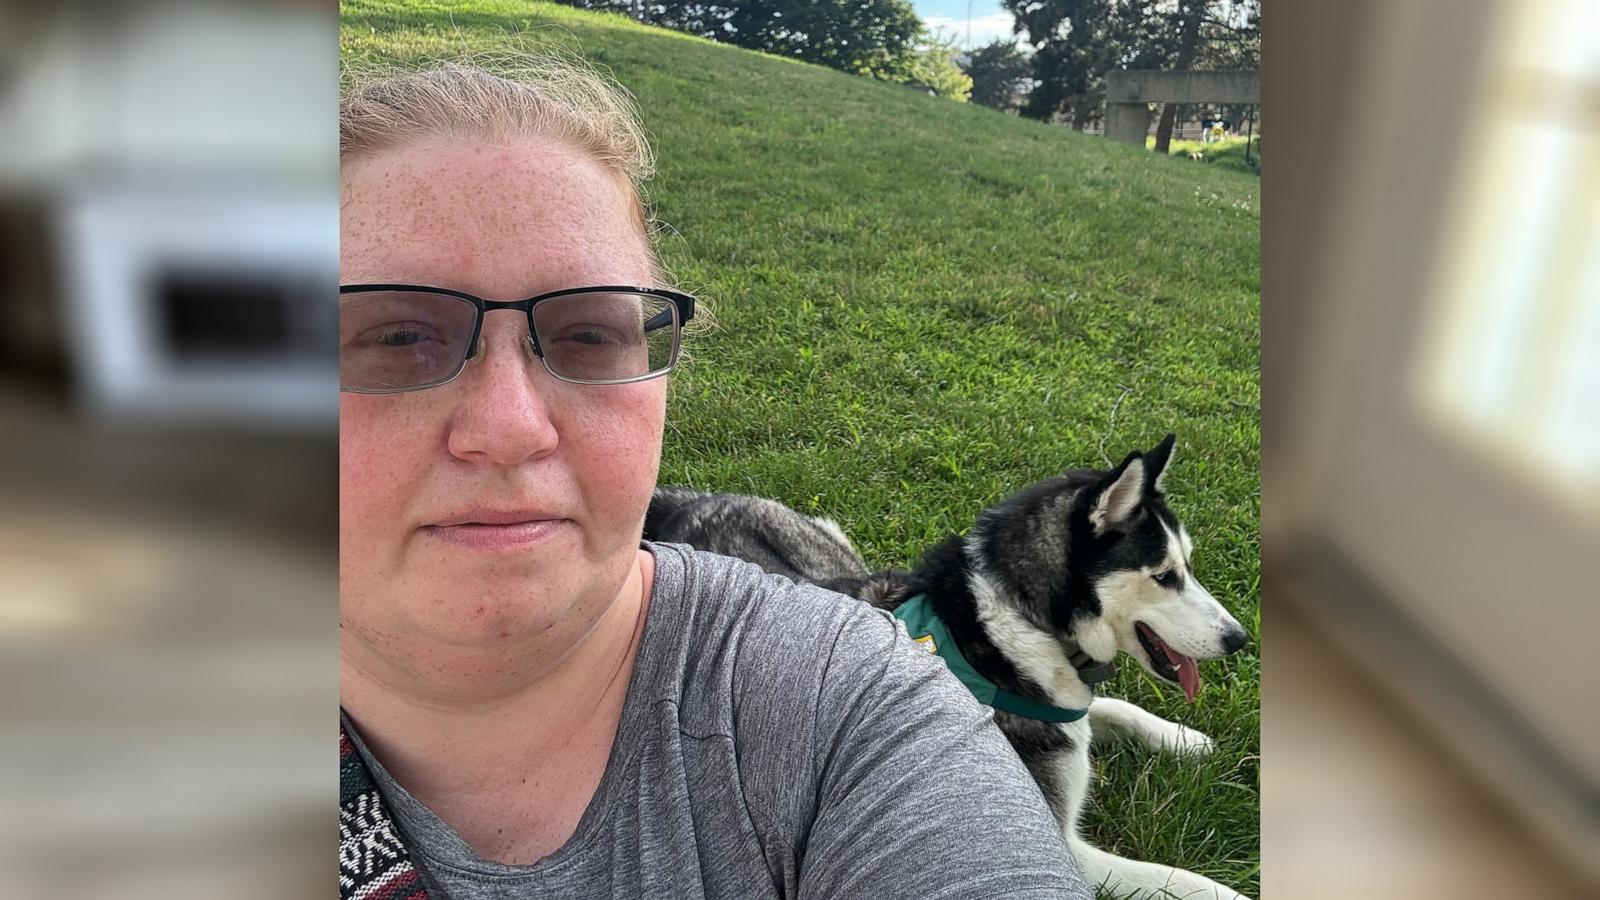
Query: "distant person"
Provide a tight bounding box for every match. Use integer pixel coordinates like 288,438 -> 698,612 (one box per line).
337,59 -> 1093,900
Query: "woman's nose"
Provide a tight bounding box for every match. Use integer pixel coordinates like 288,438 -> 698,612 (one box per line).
445,318 -> 560,466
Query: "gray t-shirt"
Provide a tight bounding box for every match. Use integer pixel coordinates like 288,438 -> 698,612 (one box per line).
344,541 -> 1090,899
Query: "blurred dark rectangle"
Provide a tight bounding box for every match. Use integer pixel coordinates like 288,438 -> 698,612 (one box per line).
0,197 -> 64,375
158,270 -> 331,361
53,182 -> 337,428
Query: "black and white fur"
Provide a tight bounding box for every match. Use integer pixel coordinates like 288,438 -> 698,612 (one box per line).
647,435 -> 1252,899
644,486 -> 868,585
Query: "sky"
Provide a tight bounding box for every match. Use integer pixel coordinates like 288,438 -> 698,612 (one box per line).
913,0 -> 1025,50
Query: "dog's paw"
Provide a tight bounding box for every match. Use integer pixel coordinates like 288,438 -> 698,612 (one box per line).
1161,725 -> 1215,757
1156,881 -> 1250,900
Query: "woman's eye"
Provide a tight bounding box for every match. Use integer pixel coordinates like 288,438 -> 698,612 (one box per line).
350,321 -> 439,349
556,326 -> 630,347
567,329 -> 615,345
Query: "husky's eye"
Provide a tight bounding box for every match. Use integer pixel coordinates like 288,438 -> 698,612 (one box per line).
1153,569 -> 1180,589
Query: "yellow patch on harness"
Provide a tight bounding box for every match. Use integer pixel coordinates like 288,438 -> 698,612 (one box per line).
912,633 -> 938,654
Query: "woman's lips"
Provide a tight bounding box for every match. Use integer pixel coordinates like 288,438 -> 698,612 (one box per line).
421,518 -> 572,551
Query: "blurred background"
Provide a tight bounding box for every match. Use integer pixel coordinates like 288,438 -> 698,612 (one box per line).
1,0 -> 1594,896
1269,0 -> 1597,896
0,0 -> 333,896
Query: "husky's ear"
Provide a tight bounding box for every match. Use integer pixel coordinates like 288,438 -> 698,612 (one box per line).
1144,433 -> 1177,494
1089,452 -> 1147,535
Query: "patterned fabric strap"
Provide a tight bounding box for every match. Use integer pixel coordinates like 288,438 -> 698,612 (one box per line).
340,726 -> 431,900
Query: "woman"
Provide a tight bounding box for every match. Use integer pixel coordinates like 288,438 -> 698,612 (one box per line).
338,60 -> 1090,899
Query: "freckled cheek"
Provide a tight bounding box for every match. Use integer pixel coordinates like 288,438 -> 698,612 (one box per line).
338,399 -> 438,545
557,387 -> 665,523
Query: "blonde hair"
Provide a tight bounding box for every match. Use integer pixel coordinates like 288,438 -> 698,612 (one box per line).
341,56 -> 666,280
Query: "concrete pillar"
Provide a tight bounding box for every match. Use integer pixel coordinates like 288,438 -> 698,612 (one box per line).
1105,102 -> 1151,147
1101,69 -> 1258,150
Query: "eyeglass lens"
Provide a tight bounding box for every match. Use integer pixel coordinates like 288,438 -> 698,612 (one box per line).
340,290 -> 678,391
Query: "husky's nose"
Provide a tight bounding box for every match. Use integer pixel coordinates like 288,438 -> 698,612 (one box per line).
1222,625 -> 1249,655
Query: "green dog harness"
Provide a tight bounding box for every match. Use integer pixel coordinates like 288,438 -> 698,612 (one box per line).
892,593 -> 1090,723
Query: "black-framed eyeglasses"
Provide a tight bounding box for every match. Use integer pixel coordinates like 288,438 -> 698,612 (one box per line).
339,284 -> 696,393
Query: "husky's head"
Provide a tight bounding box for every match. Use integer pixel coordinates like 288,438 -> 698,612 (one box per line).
968,434 -> 1248,704
1068,434 -> 1249,700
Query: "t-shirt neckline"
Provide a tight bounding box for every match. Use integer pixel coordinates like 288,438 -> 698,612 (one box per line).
341,541 -> 682,880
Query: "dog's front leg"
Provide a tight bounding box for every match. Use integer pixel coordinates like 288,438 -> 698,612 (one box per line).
1088,697 -> 1214,757
1067,835 -> 1250,900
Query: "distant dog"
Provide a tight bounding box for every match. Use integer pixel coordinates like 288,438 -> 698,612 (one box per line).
647,435 -> 1252,899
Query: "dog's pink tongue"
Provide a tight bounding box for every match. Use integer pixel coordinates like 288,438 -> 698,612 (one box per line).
1169,649 -> 1200,702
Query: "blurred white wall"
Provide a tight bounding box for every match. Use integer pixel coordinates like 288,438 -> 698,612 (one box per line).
0,2 -> 335,897
0,2 -> 330,181
0,0 -> 337,427
1269,0 -> 1600,891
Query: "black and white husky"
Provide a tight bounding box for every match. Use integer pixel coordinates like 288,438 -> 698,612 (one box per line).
647,435 -> 1252,900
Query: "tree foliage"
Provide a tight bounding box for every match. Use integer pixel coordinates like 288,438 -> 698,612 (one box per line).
557,1 -> 924,76
1002,0 -> 1259,128
962,39 -> 1032,112
878,30 -> 973,101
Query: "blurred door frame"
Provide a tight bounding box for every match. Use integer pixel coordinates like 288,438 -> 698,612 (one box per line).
1273,0 -> 1600,886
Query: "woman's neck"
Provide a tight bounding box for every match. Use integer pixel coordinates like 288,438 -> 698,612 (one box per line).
339,548 -> 654,812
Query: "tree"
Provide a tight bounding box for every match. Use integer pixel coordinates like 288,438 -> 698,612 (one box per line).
1195,0 -> 1260,71
1151,0 -> 1204,153
899,31 -> 974,102
1152,0 -> 1259,151
555,1 -> 924,76
1004,0 -> 1259,135
1003,0 -> 1144,127
857,27 -> 972,100
963,39 -> 1033,112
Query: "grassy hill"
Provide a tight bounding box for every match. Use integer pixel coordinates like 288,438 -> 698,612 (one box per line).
342,1 -> 1260,894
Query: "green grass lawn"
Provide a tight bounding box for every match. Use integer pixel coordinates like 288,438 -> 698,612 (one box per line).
1153,135 -> 1263,175
343,2 -> 1260,895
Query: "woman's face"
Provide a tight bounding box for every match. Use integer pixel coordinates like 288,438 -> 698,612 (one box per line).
339,135 -> 665,681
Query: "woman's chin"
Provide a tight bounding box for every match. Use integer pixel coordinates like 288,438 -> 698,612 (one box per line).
420,598 -> 570,648
343,547 -> 641,675
406,570 -> 624,648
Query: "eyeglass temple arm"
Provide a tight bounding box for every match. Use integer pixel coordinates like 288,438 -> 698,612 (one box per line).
643,295 -> 693,333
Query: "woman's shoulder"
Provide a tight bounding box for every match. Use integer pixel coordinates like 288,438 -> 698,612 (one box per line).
643,541 -> 960,733
649,534 -> 902,646
647,541 -> 896,662
638,542 -> 1034,874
